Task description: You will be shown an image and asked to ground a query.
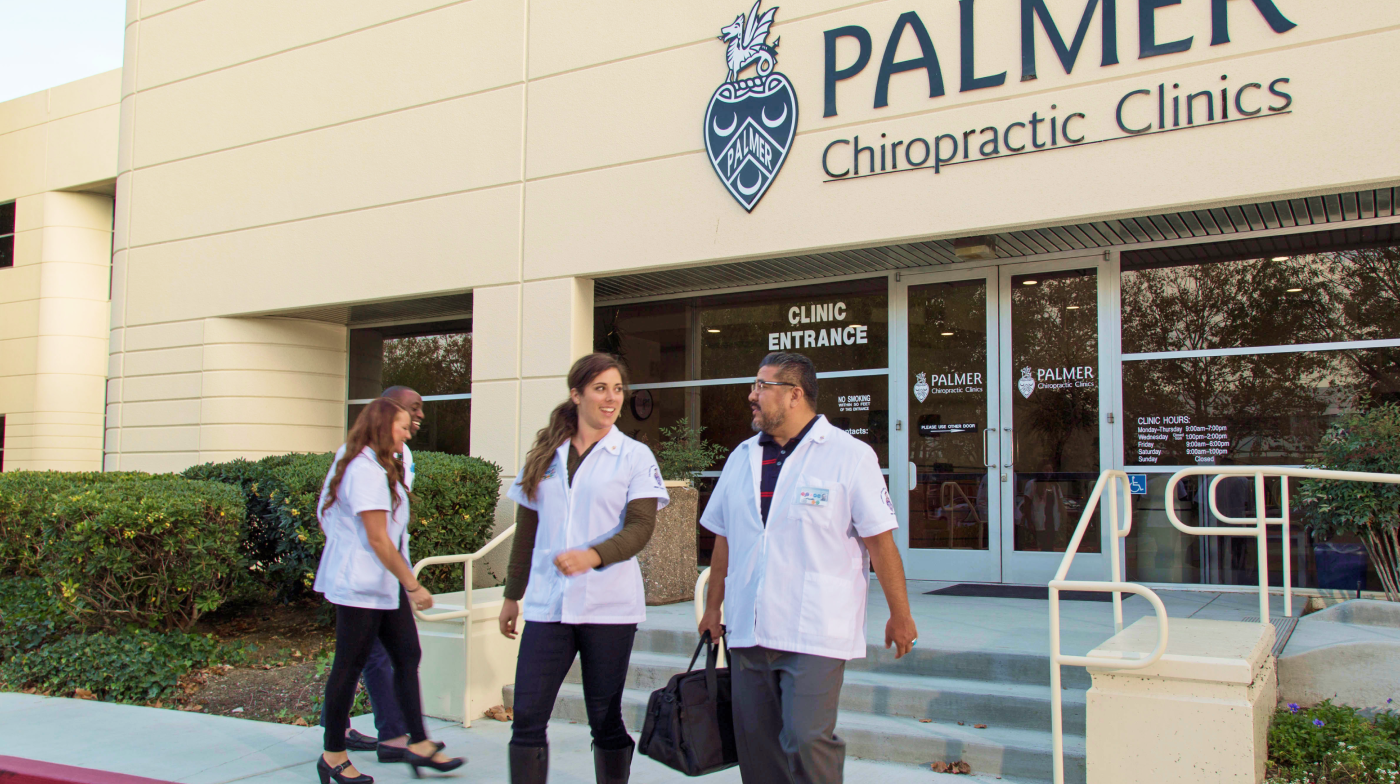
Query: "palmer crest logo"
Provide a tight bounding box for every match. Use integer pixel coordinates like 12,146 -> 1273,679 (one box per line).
913,372 -> 930,403
1018,367 -> 1036,399
704,1 -> 797,212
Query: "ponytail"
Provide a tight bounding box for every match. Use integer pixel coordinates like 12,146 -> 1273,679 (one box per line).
519,353 -> 629,501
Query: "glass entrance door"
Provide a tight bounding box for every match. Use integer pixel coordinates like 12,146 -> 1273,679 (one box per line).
896,269 -> 1002,583
895,257 -> 1110,584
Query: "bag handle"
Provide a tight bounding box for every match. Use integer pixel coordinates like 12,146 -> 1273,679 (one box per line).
688,630 -> 727,703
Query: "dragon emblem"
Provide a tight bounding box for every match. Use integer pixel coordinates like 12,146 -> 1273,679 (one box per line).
703,1 -> 796,212
718,1 -> 781,82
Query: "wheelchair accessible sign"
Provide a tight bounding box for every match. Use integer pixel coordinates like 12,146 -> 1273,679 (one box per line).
1128,474 -> 1148,496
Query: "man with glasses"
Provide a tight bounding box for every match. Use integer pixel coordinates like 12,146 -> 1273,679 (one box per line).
697,352 -> 918,784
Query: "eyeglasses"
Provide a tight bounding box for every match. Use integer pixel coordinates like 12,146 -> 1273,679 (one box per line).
752,379 -> 798,393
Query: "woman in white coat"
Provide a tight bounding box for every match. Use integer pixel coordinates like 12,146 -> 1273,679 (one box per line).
499,354 -> 670,784
314,398 -> 463,784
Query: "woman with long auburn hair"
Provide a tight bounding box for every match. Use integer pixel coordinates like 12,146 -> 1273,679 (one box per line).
313,397 -> 463,784
500,353 -> 670,784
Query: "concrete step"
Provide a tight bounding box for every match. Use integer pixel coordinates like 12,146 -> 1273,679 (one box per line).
631,626 -> 1093,689
556,650 -> 1086,735
505,682 -> 1086,783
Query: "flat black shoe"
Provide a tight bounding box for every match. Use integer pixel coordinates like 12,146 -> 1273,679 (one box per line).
317,757 -> 373,784
345,730 -> 379,752
375,744 -> 405,764
402,746 -> 464,779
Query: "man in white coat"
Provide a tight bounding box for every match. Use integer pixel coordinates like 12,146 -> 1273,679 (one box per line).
698,352 -> 918,784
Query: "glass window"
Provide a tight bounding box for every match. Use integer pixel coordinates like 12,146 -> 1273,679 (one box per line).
347,318 -> 472,457
1124,349 -> 1400,466
1122,246 -> 1400,353
1126,473 -> 1387,593
0,201 -> 15,269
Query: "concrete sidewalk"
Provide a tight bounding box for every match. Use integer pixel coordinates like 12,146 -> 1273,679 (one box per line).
0,694 -> 1004,784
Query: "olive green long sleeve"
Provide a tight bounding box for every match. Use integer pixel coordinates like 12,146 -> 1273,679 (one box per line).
502,443 -> 660,602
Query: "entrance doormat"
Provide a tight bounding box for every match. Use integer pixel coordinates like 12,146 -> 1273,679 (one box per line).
925,584 -> 1113,602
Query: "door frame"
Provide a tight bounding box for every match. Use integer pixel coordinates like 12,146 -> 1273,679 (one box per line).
892,265 -> 1003,583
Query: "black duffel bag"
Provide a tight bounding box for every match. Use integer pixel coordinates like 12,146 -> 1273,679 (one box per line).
638,630 -> 738,776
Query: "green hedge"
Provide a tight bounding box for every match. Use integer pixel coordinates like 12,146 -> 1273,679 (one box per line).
0,472 -> 243,631
0,624 -> 224,704
186,450 -> 502,597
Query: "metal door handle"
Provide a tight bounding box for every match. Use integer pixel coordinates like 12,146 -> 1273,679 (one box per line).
1003,427 -> 1015,468
909,461 -> 918,489
982,428 -> 994,468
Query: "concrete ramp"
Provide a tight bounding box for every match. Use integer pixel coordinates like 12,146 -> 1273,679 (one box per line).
1278,600 -> 1400,715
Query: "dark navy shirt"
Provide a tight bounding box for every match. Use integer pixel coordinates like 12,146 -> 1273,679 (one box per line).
758,415 -> 819,524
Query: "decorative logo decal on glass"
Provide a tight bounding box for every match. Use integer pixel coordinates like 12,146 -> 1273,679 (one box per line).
1018,367 -> 1036,398
913,372 -> 930,403
705,1 -> 796,212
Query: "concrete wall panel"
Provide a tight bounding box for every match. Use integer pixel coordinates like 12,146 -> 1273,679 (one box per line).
45,106 -> 121,190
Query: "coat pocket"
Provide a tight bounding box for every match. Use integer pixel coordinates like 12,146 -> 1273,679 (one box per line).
797,571 -> 862,641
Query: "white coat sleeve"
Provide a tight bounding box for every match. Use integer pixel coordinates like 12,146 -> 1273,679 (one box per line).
698,447 -> 739,537
849,445 -> 899,538
626,445 -> 671,510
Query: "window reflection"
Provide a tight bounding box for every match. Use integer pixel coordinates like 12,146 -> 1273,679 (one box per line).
346,319 -> 473,457
1011,269 -> 1100,553
1124,349 -> 1400,466
1122,246 -> 1400,353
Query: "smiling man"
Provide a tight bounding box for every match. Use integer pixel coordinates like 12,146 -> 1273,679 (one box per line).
697,352 -> 917,784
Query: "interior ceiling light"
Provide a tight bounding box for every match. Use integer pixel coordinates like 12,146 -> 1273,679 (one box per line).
941,331 -> 954,336
1272,256 -> 1289,261
706,328 -> 721,333
1286,288 -> 1303,293
1066,305 -> 1081,310
1023,280 -> 1038,286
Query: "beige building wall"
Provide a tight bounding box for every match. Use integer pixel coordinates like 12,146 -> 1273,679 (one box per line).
0,71 -> 121,471
105,0 -> 1400,477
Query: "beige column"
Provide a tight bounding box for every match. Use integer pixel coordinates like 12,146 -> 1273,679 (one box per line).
0,192 -> 113,471
469,277 -> 593,586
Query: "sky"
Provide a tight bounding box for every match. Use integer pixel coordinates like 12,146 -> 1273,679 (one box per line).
0,0 -> 126,104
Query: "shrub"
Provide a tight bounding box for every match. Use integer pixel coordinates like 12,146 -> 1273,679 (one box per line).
0,628 -> 224,704
1298,402 -> 1400,602
655,418 -> 728,485
406,451 -> 503,594
0,577 -> 78,659
0,472 -> 243,630
1268,700 -> 1400,783
188,450 -> 503,598
184,453 -> 334,600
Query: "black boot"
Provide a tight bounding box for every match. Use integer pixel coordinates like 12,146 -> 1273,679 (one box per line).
509,744 -> 548,784
593,738 -> 634,784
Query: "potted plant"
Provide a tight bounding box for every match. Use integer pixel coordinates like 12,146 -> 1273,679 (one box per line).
637,419 -> 728,605
1297,402 -> 1400,602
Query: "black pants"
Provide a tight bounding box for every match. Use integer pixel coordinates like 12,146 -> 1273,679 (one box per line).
322,590 -> 427,752
510,621 -> 637,750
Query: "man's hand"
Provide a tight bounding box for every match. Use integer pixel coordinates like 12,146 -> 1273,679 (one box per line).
885,612 -> 918,659
698,606 -> 724,642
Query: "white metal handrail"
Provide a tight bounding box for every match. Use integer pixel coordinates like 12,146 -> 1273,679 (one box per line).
410,523 -> 516,728
1048,465 -> 1400,783
1048,470 -> 1170,784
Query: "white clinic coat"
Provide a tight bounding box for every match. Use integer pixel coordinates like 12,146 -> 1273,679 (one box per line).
507,426 -> 670,625
314,446 -> 412,610
699,415 -> 897,660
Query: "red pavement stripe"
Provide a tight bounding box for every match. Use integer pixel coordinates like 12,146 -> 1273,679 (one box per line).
0,757 -> 177,784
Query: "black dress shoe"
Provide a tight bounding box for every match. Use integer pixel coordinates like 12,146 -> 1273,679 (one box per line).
402,745 -> 464,779
317,757 -> 373,784
345,730 -> 379,752
375,744 -> 406,764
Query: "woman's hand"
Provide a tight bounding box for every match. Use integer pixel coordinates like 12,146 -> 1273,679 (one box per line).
554,548 -> 603,576
407,585 -> 434,611
499,599 -> 521,639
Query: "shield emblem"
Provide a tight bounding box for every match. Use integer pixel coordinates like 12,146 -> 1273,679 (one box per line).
704,74 -> 797,212
913,373 -> 930,403
1018,367 -> 1036,399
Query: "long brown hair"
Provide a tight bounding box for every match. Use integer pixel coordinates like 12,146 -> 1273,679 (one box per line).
520,353 -> 629,501
321,397 -> 409,515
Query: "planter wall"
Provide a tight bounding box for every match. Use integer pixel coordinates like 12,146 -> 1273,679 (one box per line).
638,482 -> 698,605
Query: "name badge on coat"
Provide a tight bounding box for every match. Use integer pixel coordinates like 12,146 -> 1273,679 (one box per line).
797,487 -> 830,507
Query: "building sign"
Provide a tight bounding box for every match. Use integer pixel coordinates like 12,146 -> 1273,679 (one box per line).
705,1 -> 797,212
1131,414 -> 1231,465
766,300 -> 868,350
1020,365 -> 1095,397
